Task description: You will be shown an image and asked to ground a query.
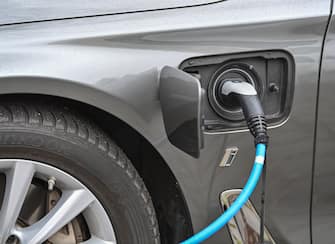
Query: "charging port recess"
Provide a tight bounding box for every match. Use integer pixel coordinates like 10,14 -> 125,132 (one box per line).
180,50 -> 295,133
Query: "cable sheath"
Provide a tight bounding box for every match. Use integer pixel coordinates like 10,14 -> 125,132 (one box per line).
180,143 -> 266,244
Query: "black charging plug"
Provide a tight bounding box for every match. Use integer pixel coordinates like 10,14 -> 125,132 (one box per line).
220,80 -> 269,145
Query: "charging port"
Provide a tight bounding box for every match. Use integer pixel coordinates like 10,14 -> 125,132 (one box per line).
208,63 -> 263,121
180,51 -> 294,133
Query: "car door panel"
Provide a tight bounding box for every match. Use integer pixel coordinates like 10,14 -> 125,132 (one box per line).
312,3 -> 335,243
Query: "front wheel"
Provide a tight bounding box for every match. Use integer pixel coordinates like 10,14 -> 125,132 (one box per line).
0,102 -> 160,244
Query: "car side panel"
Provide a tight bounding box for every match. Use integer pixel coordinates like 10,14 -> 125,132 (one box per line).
0,0 -> 222,25
312,2 -> 335,243
0,0 -> 331,243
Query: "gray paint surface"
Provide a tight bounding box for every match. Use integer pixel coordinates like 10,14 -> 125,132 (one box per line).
0,0 -> 332,243
0,0 -> 221,25
312,2 -> 335,243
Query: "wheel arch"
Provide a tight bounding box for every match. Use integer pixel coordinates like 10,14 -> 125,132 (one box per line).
0,74 -> 193,243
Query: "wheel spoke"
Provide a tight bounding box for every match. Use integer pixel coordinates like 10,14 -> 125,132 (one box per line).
16,189 -> 95,244
0,161 -> 35,243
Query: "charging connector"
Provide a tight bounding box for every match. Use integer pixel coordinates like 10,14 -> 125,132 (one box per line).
221,80 -> 269,145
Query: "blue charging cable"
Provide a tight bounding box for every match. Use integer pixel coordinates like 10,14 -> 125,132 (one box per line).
181,143 -> 266,244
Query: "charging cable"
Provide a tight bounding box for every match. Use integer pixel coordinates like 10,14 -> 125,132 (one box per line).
181,80 -> 268,244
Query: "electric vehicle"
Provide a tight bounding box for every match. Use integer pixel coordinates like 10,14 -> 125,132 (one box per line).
0,0 -> 334,243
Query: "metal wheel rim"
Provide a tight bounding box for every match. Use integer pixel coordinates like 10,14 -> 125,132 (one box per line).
0,159 -> 117,244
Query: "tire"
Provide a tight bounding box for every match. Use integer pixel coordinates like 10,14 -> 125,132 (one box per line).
0,101 -> 160,244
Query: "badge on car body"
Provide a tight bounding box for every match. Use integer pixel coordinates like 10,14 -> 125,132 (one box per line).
219,147 -> 239,167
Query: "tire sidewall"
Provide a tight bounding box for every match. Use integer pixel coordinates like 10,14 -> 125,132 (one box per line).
0,129 -> 154,244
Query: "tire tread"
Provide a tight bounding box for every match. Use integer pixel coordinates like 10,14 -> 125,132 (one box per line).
0,102 -> 160,244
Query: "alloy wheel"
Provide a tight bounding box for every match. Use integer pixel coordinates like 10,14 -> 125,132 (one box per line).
0,159 -> 116,244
